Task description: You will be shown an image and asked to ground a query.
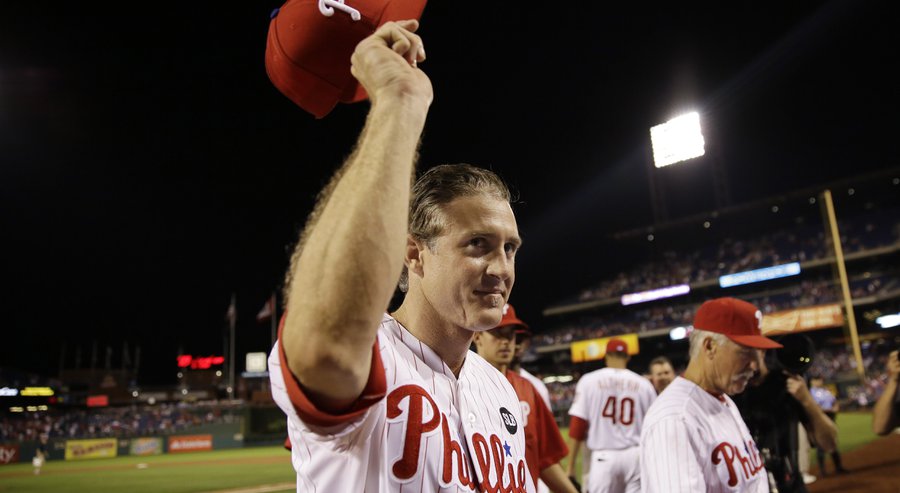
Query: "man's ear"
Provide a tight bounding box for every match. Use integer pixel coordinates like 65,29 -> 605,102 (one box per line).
705,336 -> 718,359
471,332 -> 483,349
405,235 -> 425,278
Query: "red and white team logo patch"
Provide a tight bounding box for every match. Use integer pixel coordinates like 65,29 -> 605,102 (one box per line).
710,440 -> 765,487
386,384 -> 529,492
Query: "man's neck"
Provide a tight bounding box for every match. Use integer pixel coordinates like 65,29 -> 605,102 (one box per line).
683,361 -> 722,396
391,302 -> 474,377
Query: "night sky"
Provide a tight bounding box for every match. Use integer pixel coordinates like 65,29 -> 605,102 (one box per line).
1,1 -> 896,384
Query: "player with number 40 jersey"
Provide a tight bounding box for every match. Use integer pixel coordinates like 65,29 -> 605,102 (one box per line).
567,339 -> 657,493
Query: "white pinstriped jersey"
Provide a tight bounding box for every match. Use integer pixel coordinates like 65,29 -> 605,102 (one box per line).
640,377 -> 768,493
269,313 -> 536,493
519,368 -> 552,411
568,368 -> 656,451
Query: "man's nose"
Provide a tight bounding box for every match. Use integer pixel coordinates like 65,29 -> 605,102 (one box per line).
486,250 -> 512,281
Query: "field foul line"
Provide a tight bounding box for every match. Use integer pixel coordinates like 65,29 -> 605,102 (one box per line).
203,482 -> 295,493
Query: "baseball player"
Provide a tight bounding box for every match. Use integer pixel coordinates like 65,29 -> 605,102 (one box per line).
566,338 -> 657,493
474,305 -> 578,493
268,15 -> 535,493
503,304 -> 552,410
32,433 -> 48,475
640,297 -> 782,493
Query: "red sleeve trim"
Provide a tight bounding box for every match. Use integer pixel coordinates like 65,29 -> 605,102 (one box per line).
568,415 -> 589,440
277,312 -> 387,427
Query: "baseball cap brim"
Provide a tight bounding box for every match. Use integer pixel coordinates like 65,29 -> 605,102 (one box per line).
728,334 -> 783,349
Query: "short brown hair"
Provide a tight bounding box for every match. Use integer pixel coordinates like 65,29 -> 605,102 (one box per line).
649,356 -> 673,369
398,164 -> 513,292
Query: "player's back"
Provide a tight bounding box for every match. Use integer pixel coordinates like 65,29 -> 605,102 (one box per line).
569,368 -> 656,450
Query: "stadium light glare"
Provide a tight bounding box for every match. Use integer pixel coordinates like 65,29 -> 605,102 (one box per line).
542,375 -> 575,384
876,313 -> 900,329
650,112 -> 705,168
669,326 -> 688,341
621,284 -> 690,306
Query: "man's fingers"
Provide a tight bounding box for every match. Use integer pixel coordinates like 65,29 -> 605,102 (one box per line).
379,20 -> 425,66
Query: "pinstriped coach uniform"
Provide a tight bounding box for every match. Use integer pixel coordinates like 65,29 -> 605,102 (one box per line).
639,377 -> 769,493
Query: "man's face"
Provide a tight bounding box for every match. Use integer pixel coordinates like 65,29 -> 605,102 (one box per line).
416,195 -> 521,332
711,338 -> 763,395
650,362 -> 675,393
513,332 -> 530,362
811,377 -> 824,388
474,325 -> 517,368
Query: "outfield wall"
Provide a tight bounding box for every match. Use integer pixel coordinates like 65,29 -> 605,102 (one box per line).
1,421 -> 245,465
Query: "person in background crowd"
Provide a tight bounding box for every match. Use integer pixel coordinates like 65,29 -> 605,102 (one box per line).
809,375 -> 847,475
872,350 -> 900,435
647,356 -> 675,394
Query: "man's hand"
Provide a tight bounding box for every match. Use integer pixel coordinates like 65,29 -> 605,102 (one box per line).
785,372 -> 812,405
888,350 -> 900,382
350,20 -> 432,106
568,475 -> 582,493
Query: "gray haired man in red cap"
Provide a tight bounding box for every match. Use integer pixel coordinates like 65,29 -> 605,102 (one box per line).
639,297 -> 782,493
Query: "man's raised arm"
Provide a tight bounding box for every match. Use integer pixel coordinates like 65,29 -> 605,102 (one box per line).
281,20 -> 431,413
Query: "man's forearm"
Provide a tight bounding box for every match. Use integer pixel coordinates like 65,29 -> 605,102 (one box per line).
872,378 -> 899,435
283,96 -> 429,409
801,399 -> 838,452
565,439 -> 582,476
540,463 -> 579,493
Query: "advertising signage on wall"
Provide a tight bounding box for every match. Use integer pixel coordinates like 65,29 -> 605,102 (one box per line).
168,435 -> 213,453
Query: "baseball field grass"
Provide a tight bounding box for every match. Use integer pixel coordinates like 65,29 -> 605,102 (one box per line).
0,446 -> 295,493
0,412 -> 881,492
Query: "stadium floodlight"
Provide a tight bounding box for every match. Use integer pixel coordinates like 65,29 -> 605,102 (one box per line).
621,284 -> 691,306
650,112 -> 706,168
669,326 -> 689,341
876,313 -> 900,329
718,262 -> 801,288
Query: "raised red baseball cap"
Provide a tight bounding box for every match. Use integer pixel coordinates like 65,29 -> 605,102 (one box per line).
265,0 -> 428,119
692,297 -> 782,349
497,303 -> 530,334
605,338 -> 629,355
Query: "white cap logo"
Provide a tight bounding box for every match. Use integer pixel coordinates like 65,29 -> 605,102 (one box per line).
754,310 -> 763,329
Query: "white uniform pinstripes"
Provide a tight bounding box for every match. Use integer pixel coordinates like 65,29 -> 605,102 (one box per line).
640,377 -> 768,493
269,313 -> 536,493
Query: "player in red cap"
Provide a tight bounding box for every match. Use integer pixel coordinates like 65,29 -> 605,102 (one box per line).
640,297 -> 782,493
474,305 -> 579,493
501,304 -> 553,411
566,338 -> 657,493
